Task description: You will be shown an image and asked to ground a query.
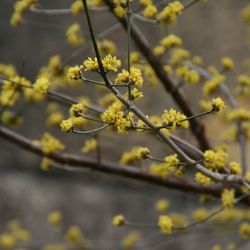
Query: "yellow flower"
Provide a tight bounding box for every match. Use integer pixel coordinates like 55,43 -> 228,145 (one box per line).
229,162 -> 242,175
203,149 -> 228,170
40,157 -> 51,171
221,189 -> 235,208
158,215 -> 173,234
0,233 -> 16,249
71,0 -> 83,16
83,57 -> 99,71
66,23 -> 84,47
143,4 -> 158,18
195,172 -> 213,186
39,133 -> 65,154
102,54 -> 121,72
221,57 -> 234,71
112,215 -> 125,227
120,146 -> 150,164
160,34 -> 182,49
114,6 -> 126,18
65,226 -> 87,245
161,108 -> 189,129
155,199 -> 170,213
211,97 -> 225,112
239,222 -> 250,239
131,88 -> 143,100
240,4 -> 250,23
192,208 -> 208,221
122,231 -> 141,249
48,211 -> 62,226
60,119 -> 73,132
82,139 -> 97,153
157,1 -> 184,24
33,77 -> 49,94
67,65 -> 82,80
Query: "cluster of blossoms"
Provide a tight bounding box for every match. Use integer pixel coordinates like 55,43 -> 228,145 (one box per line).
175,65 -> 201,85
227,108 -> 250,122
0,220 -> 31,249
158,215 -> 173,234
120,146 -> 150,164
161,108 -> 189,130
81,138 -> 98,153
157,1 -> 184,24
36,133 -> 65,154
122,231 -> 141,250
203,148 -> 228,171
10,0 -> 37,27
195,172 -> 213,186
60,101 -> 89,132
101,101 -> 134,134
112,215 -> 126,227
221,189 -> 235,208
221,57 -> 234,71
66,23 -> 85,47
83,55 -> 121,72
115,67 -> 144,87
203,74 -> 226,96
169,48 -> 191,65
71,0 -> 103,16
154,199 -> 170,213
153,34 -> 183,56
149,154 -> 181,178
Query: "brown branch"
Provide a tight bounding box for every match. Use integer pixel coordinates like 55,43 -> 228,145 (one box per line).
0,125 -> 221,196
103,0 -> 210,151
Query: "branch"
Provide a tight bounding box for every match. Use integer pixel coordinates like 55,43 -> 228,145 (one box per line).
0,125 -> 222,196
103,0 -> 211,151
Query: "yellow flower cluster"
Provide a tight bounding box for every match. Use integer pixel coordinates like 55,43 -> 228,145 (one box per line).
203,74 -> 226,96
239,222 -> 250,239
221,189 -> 235,208
158,215 -> 173,234
195,172 -> 213,186
71,0 -> 83,15
157,1 -> 184,24
82,139 -> 97,153
98,39 -> 117,56
241,4 -> 250,23
203,149 -> 228,171
160,34 -> 182,50
149,155 -> 180,178
192,208 -> 208,222
120,146 -> 150,164
102,54 -> 121,72
155,199 -> 170,213
115,67 -> 144,87
227,108 -> 250,122
40,157 -> 51,171
112,215 -> 125,227
1,111 -> 23,127
238,74 -> 250,86
60,119 -> 73,132
170,48 -> 190,65
161,108 -> 189,129
221,57 -> 234,71
66,23 -> 84,47
101,101 -> 133,134
211,97 -> 225,112
113,0 -> 132,6
67,66 -> 82,80
83,55 -> 121,72
33,77 -> 49,94
69,103 -> 85,117
122,231 -> 141,250
0,233 -> 16,249
10,0 -> 37,27
38,133 -> 65,154
131,88 -> 144,100
48,211 -> 62,226
175,66 -> 201,85
0,64 -> 17,78
65,226 -> 88,247
229,161 -> 242,175
143,4 -> 158,18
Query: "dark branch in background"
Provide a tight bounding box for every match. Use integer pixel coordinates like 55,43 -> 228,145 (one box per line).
0,125 -> 222,197
103,0 -> 210,151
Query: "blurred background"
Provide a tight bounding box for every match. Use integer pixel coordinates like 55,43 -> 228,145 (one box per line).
0,0 -> 250,249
